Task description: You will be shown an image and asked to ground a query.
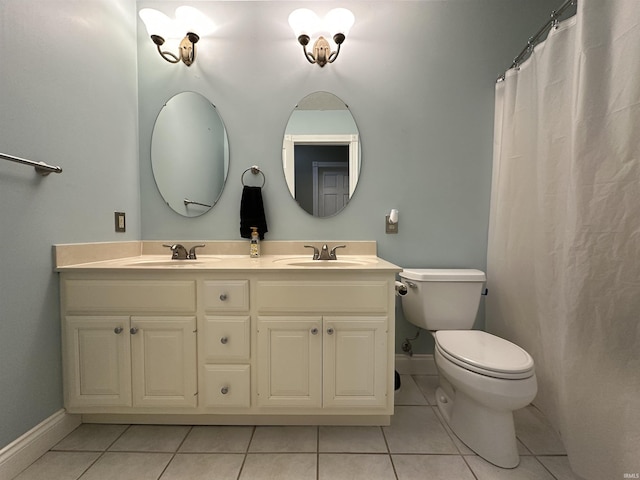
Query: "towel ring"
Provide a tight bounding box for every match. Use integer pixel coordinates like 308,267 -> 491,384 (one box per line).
241,165 -> 265,188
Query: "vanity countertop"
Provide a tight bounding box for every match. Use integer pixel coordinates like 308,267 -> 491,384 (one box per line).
53,241 -> 401,273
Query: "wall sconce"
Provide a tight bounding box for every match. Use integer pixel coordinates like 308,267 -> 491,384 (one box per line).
139,6 -> 214,67
288,8 -> 355,67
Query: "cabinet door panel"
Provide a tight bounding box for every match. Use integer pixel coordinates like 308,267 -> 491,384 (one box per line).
131,316 -> 197,408
64,316 -> 131,408
257,316 -> 322,407
323,316 -> 388,408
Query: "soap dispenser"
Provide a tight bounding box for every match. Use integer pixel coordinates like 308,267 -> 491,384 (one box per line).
250,227 -> 260,258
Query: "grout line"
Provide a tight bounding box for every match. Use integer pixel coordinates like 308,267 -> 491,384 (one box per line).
236,426 -> 256,480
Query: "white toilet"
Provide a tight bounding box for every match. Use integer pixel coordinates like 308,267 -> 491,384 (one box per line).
398,268 -> 537,468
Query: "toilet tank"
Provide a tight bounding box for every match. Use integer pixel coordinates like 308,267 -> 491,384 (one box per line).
399,269 -> 486,330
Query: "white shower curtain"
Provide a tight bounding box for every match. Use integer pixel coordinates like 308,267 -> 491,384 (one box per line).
487,1 -> 640,478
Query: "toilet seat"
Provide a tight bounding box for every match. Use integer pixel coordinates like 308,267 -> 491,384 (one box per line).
435,330 -> 534,380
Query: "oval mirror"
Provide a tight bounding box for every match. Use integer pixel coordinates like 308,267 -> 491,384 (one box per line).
151,92 -> 229,217
282,91 -> 360,217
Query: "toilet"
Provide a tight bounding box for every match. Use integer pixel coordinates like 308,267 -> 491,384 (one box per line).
398,268 -> 537,468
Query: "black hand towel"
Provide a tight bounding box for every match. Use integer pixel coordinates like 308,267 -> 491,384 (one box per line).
240,185 -> 268,240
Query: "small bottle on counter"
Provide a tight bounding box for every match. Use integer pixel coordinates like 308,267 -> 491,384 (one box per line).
250,226 -> 260,258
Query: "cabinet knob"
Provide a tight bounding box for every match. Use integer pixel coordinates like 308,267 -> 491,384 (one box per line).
220,337 -> 228,344
130,327 -> 138,335
310,327 -> 319,335
221,386 -> 229,395
114,327 -> 123,334
327,327 -> 335,335
219,293 -> 228,301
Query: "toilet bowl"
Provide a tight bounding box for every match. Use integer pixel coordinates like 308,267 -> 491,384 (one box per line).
398,269 -> 538,468
433,330 -> 537,468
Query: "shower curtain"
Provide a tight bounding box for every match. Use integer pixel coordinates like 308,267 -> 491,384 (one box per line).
487,1 -> 640,478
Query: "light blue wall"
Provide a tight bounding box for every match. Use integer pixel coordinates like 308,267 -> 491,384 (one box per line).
138,0 -> 559,354
0,0 -> 139,448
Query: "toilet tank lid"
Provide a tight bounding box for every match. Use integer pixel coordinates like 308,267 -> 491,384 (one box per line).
400,268 -> 486,282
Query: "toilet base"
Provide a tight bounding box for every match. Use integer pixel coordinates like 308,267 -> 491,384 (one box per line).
436,386 -> 520,468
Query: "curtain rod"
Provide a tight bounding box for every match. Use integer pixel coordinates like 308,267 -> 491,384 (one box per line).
497,0 -> 577,82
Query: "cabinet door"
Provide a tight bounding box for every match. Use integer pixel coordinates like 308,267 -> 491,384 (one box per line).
130,316 -> 197,408
64,316 -> 131,408
323,316 -> 388,408
257,316 -> 322,407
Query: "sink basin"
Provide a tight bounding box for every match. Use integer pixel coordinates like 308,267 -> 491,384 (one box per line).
123,257 -> 221,267
273,257 -> 376,267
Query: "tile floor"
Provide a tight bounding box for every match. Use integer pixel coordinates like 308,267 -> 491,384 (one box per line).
14,374 -> 579,480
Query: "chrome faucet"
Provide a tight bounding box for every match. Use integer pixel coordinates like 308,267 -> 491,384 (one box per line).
163,244 -> 189,260
163,243 -> 205,260
304,244 -> 346,260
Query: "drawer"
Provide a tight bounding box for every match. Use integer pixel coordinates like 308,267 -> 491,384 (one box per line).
202,316 -> 250,362
203,280 -> 249,312
202,365 -> 250,408
256,281 -> 389,313
64,280 -> 196,313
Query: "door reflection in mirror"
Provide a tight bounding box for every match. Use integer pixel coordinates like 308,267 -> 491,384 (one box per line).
282,92 -> 360,217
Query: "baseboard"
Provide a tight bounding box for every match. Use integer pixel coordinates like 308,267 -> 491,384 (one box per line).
394,353 -> 437,375
0,409 -> 81,480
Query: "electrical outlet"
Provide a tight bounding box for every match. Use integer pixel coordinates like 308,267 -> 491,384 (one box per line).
115,212 -> 126,232
385,215 -> 398,234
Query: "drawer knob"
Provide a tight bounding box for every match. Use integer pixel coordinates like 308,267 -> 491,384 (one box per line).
310,327 -> 319,335
220,337 -> 228,344
114,327 -> 123,334
219,293 -> 228,301
327,327 -> 335,335
221,386 -> 229,395
130,327 -> 138,335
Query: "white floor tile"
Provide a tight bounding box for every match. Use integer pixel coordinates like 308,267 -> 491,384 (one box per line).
179,426 -> 253,453
319,454 -> 396,480
52,424 -> 129,452
412,375 -> 439,405
319,426 -> 387,453
383,406 -> 458,454
394,375 -> 429,405
109,425 -> 190,453
160,453 -> 245,480
465,455 -> 556,480
79,452 -> 173,480
392,454 -> 476,480
248,426 -> 317,453
514,406 -> 566,455
537,455 -> 582,480
240,453 -> 316,480
13,451 -> 100,480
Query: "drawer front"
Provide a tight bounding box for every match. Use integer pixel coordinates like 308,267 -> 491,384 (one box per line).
203,280 -> 249,312
256,281 -> 389,313
202,316 -> 250,362
202,365 -> 250,408
64,280 -> 196,313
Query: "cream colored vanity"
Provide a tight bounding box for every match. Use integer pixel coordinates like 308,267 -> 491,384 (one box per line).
55,241 -> 400,425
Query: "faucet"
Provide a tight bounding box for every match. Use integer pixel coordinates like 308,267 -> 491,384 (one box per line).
188,244 -> 205,259
163,244 -> 189,260
163,243 -> 205,260
305,244 -> 346,260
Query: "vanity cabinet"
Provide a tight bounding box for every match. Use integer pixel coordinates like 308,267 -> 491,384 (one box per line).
61,279 -> 198,412
255,279 -> 390,411
257,315 -> 387,409
57,257 -> 398,424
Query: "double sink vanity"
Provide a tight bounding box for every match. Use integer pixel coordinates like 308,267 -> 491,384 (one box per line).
55,241 -> 401,425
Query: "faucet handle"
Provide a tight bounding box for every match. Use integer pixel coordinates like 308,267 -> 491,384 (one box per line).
304,245 -> 320,260
329,245 -> 346,260
162,243 -> 188,260
188,244 -> 205,259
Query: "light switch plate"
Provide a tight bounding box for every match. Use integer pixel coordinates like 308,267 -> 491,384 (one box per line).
115,212 -> 126,232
